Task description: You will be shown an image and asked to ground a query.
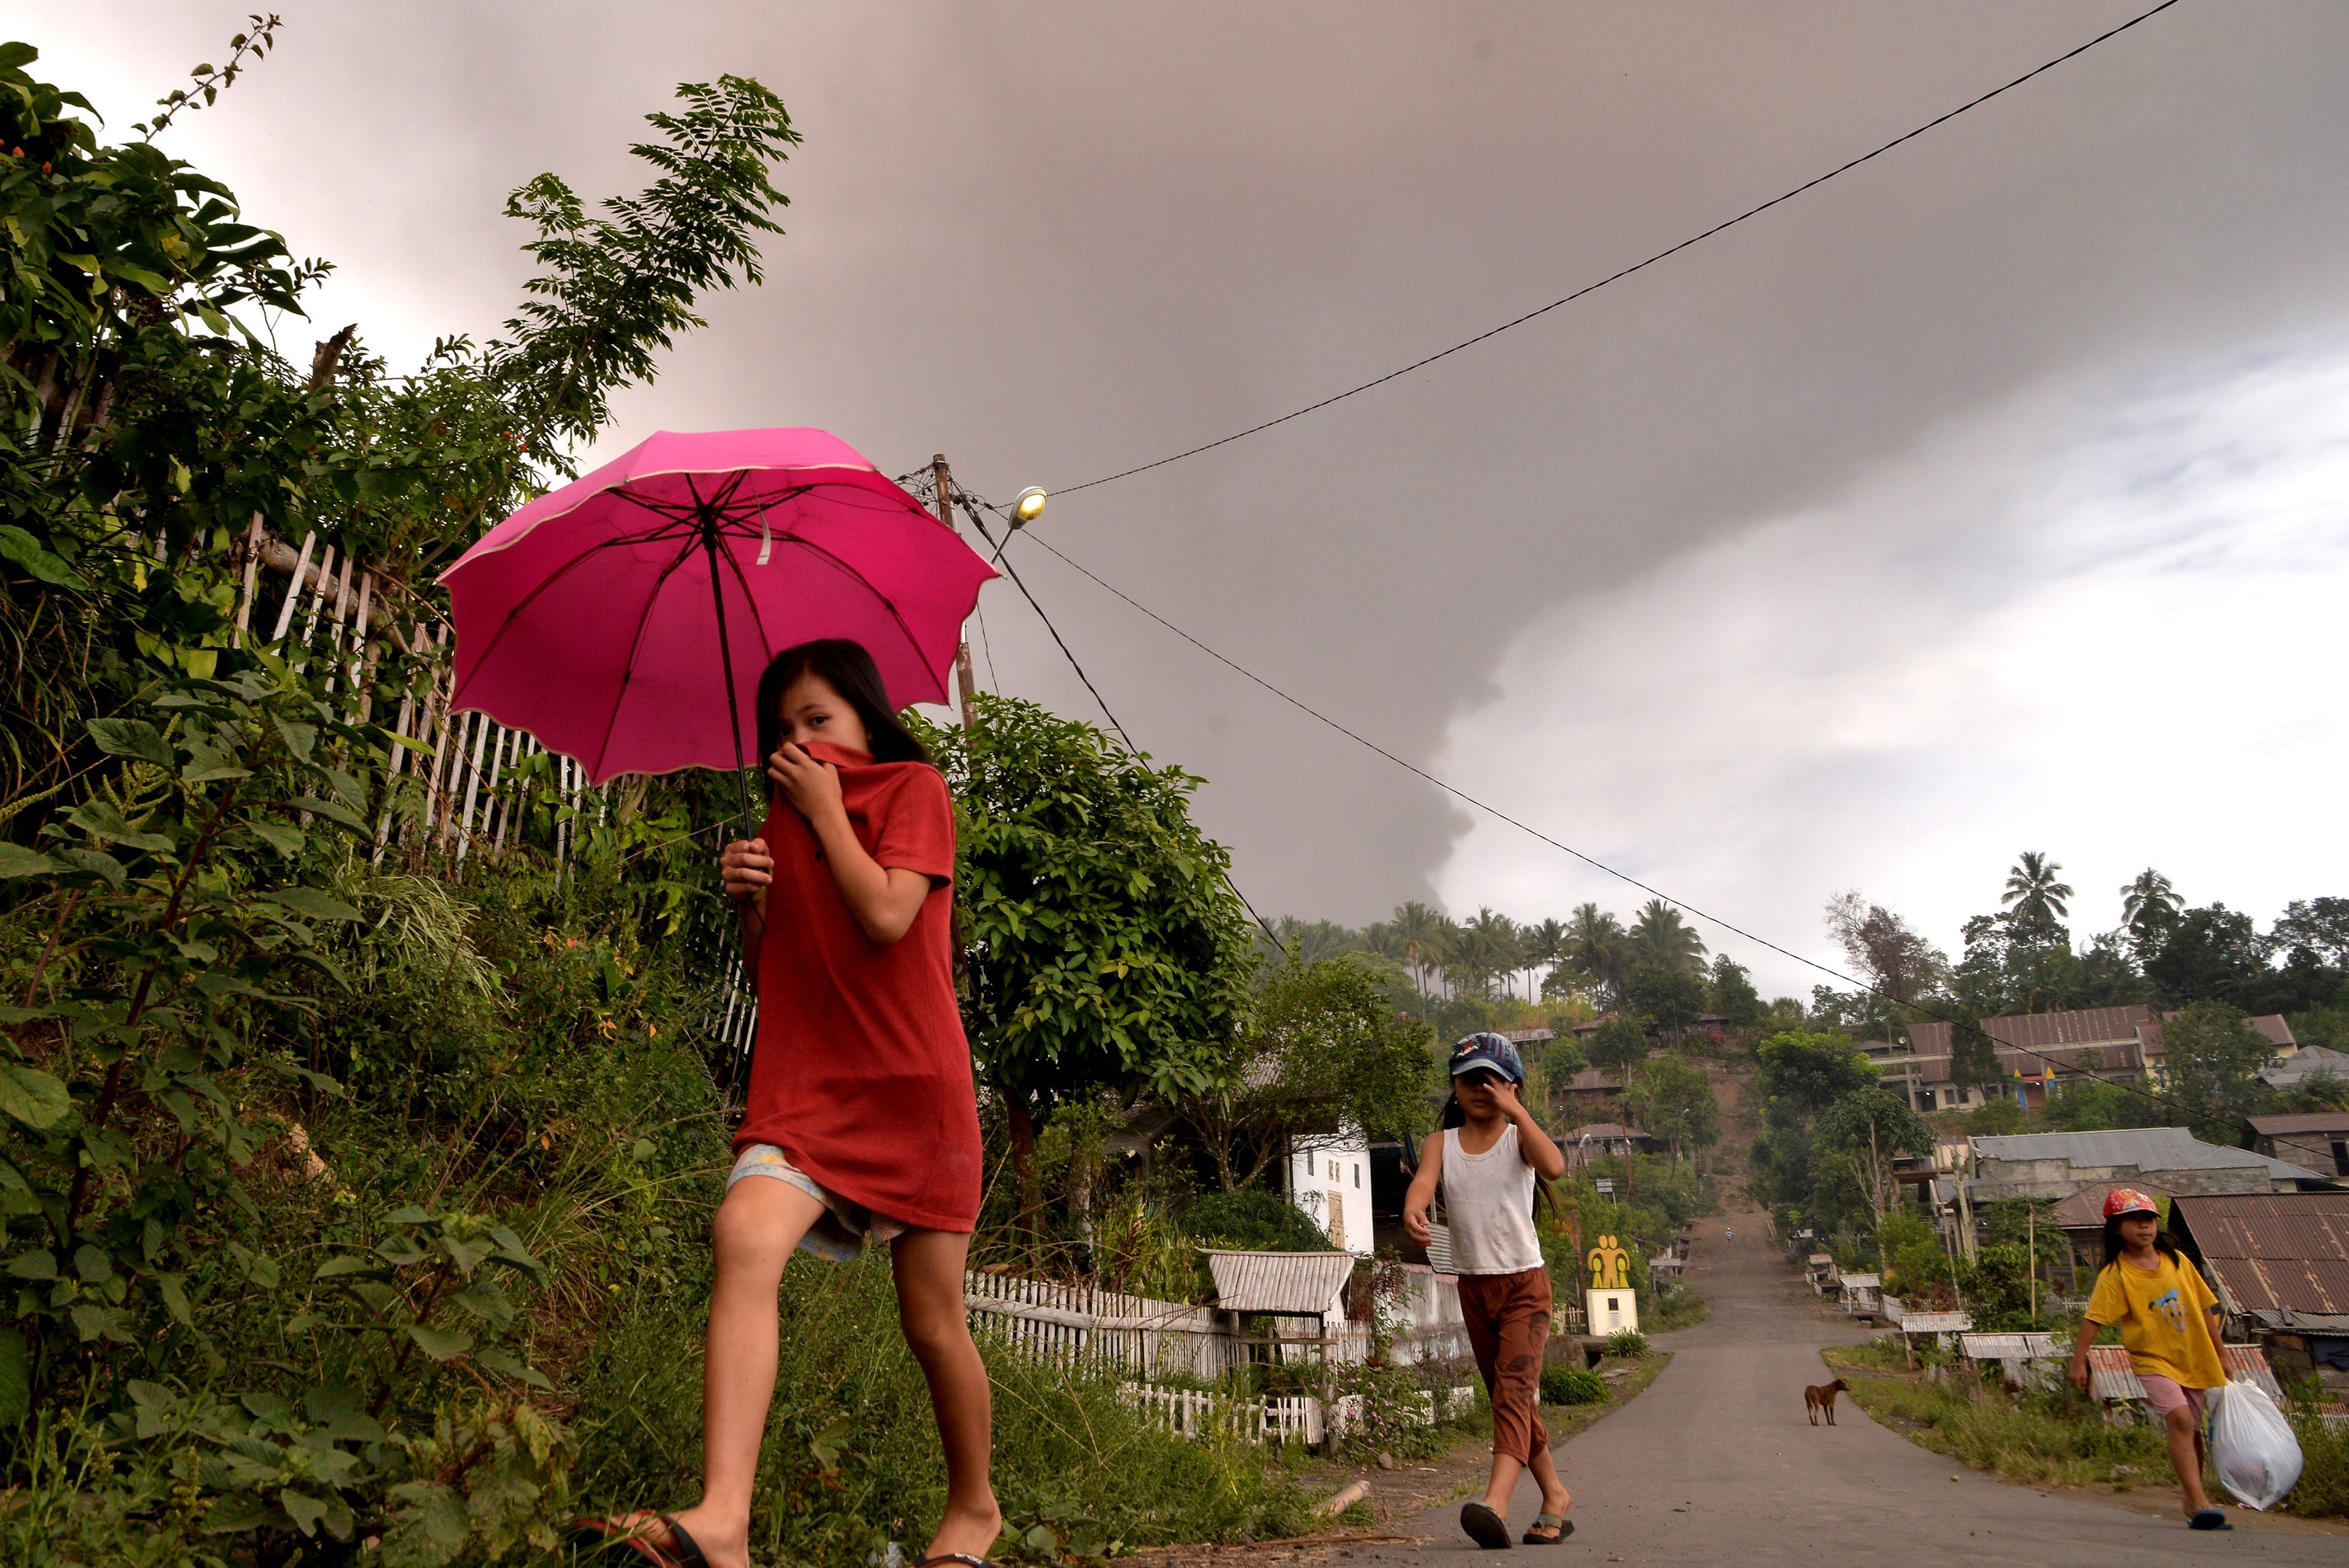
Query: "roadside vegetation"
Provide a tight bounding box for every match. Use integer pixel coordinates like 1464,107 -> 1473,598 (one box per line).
1825,1339 -> 2349,1519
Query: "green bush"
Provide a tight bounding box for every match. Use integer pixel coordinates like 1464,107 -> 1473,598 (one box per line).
1176,1189 -> 1331,1252
1540,1365 -> 1609,1406
1604,1330 -> 1650,1357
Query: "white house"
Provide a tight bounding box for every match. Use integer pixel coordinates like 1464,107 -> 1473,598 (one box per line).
1286,1127 -> 1374,1256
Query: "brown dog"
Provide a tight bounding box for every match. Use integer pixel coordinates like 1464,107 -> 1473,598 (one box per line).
1804,1379 -> 1849,1426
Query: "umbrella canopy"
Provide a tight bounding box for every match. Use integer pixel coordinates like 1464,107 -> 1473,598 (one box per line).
440,428 -> 996,786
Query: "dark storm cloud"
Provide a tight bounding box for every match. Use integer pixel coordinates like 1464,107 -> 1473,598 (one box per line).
39,2 -> 2349,936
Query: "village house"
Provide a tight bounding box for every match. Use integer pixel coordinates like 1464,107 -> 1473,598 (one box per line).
1565,1122 -> 1656,1164
1555,1066 -> 1624,1115
1899,1005 -> 2297,1113
1282,1127 -> 1374,1256
2244,1112 -> 2349,1180
1968,1127 -> 2327,1206
2263,1043 -> 2349,1094
2167,1191 -> 2349,1409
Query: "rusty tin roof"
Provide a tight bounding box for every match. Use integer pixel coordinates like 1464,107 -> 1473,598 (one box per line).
2171,1191 -> 2349,1318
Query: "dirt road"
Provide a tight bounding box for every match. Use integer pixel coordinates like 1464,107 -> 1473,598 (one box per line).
1338,1214 -> 2343,1565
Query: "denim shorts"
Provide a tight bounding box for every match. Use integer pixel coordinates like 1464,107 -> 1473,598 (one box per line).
727,1143 -> 907,1262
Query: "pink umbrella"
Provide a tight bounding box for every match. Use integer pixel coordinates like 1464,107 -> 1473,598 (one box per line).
440,428 -> 995,822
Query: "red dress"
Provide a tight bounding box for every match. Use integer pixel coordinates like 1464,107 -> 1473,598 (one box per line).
733,740 -> 981,1233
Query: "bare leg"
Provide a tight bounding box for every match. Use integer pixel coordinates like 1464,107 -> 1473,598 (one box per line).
1524,1445 -> 1572,1538
892,1228 -> 1002,1562
2164,1404 -> 2212,1517
1481,1452 -> 1524,1519
632,1178 -> 826,1568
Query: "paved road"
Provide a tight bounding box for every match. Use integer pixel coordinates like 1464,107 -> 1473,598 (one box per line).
1352,1213 -> 2343,1564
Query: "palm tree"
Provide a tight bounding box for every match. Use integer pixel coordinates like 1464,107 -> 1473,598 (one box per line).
1563,903 -> 1629,1002
2002,851 -> 2074,926
1630,898 -> 1706,974
1391,902 -> 1448,996
1526,918 -> 1569,1000
2120,868 -> 2181,942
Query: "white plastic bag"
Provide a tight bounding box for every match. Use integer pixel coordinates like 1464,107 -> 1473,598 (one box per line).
2206,1379 -> 2303,1511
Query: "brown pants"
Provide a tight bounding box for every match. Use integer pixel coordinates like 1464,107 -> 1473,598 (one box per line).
1457,1266 -> 1552,1465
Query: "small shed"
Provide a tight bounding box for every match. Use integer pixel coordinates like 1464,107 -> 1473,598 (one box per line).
1959,1331 -> 2061,1389
1202,1249 -> 1357,1363
1804,1253 -> 1836,1292
1836,1273 -> 1881,1316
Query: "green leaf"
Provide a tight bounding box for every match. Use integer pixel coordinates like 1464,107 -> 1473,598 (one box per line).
86,717 -> 174,767
0,1065 -> 70,1129
156,1274 -> 192,1327
405,1323 -> 473,1361
272,716 -> 317,762
312,1254 -> 378,1281
0,1328 -> 26,1426
6,1250 -> 55,1281
245,816 -> 306,858
65,801 -> 174,854
0,843 -> 61,878
473,1348 -> 552,1390
290,796 -> 367,832
0,525 -> 89,590
447,1278 -> 514,1331
262,887 -> 359,922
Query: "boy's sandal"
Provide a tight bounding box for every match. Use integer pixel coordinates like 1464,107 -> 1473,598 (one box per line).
569,1515 -> 713,1568
2189,1509 -> 2231,1531
1460,1501 -> 1513,1550
1523,1513 -> 1573,1545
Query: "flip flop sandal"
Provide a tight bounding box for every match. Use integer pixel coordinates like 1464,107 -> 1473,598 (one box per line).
914,1556 -> 1003,1567
1460,1501 -> 1513,1550
569,1515 -> 713,1568
1523,1514 -> 1573,1545
2189,1510 -> 2231,1531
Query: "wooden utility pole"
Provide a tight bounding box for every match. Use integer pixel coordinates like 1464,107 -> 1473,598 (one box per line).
932,454 -> 979,731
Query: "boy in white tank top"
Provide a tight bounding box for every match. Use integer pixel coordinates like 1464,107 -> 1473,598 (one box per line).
1404,1034 -> 1572,1548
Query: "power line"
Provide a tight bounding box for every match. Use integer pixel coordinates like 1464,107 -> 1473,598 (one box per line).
951,490 -> 1282,945
1014,526 -> 2216,1122
1051,0 -> 2184,499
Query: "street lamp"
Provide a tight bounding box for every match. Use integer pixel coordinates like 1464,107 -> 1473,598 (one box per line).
1011,486 -> 1047,526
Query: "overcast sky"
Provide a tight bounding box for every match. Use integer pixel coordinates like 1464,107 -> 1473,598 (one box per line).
36,3 -> 2349,995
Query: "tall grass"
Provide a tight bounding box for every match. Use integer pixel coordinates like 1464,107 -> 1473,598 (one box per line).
566,1249 -> 1313,1564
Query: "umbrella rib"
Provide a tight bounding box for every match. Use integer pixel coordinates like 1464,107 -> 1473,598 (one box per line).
586,531 -> 706,780
745,534 -> 938,703
451,517 -> 695,706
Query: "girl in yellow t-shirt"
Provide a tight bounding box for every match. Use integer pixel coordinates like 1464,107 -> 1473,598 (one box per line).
2067,1188 -> 2231,1530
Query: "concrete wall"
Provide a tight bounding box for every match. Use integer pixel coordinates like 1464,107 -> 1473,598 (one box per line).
1287,1131 -> 1375,1256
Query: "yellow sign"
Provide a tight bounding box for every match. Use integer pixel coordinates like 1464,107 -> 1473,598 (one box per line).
1587,1234 -> 1629,1291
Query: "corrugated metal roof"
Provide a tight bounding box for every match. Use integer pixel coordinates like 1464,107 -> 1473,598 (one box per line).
1566,1122 -> 1651,1141
1202,1249 -> 1356,1315
2171,1192 -> 2349,1318
2088,1344 -> 2146,1403
2264,1044 -> 2349,1088
1911,1006 -> 2154,1057
1971,1127 -> 2321,1183
1961,1333 -> 2060,1360
1838,1273 -> 1881,1289
2247,1112 -> 2349,1135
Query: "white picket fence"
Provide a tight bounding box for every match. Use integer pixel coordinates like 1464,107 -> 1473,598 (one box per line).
963,1271 -> 1233,1380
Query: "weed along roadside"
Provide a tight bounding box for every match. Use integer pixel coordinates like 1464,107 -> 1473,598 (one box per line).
1822,1336 -> 2349,1526
1115,1346 -> 1674,1565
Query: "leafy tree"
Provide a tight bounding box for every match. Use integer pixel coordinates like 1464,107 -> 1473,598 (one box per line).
1622,960 -> 1705,1040
2157,1000 -> 2278,1143
1622,1052 -> 1719,1159
1524,917 -> 1568,998
1823,891 -> 1950,1005
924,695 -> 1258,1219
2273,897 -> 2349,968
1175,1189 -> 1329,1253
1945,1005 -> 2006,1101
2002,850 -> 2075,928
2144,904 -> 2271,1009
1629,898 -> 1706,974
1178,956 -> 1433,1191
1754,1030 -> 1877,1130
2042,1077 -> 2168,1132
1538,1034 -> 1589,1092
1815,1087 -> 1931,1227
1706,954 -> 1763,1030
1388,900 -> 1450,995
1584,1016 -> 1650,1078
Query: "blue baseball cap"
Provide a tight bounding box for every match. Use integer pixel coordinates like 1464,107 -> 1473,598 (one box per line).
1448,1032 -> 1523,1084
